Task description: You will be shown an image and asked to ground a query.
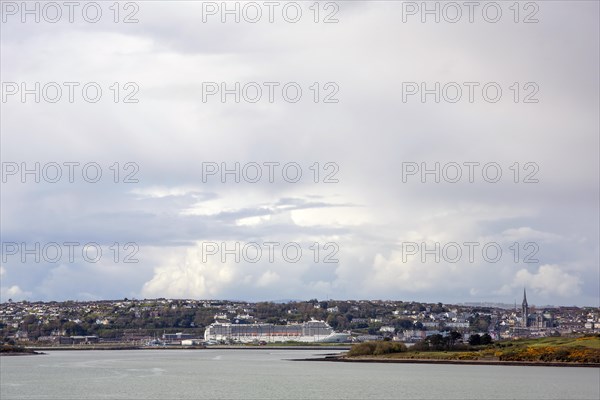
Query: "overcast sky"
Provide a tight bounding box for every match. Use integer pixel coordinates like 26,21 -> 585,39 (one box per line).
1,1 -> 598,306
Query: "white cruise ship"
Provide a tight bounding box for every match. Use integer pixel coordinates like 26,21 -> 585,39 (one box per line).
204,320 -> 350,343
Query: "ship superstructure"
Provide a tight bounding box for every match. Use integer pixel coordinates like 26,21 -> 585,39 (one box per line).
204,320 -> 350,343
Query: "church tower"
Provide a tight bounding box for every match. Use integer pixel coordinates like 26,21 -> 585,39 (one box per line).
521,288 -> 529,327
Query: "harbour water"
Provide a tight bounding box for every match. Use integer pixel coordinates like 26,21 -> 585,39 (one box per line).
1,350 -> 598,399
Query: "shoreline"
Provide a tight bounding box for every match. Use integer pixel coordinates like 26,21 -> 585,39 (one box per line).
0,350 -> 45,356
295,355 -> 600,368
21,345 -> 351,351
0,352 -> 45,356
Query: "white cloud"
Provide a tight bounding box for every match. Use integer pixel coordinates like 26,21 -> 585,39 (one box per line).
130,186 -> 200,199
256,270 -> 280,287
512,264 -> 583,298
141,245 -> 237,299
235,215 -> 272,227
290,206 -> 369,227
501,227 -> 563,243
0,285 -> 31,302
0,266 -> 31,301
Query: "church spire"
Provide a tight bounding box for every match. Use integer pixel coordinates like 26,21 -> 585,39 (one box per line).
521,288 -> 529,328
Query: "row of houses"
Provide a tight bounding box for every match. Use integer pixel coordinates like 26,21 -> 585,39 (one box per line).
37,335 -> 99,345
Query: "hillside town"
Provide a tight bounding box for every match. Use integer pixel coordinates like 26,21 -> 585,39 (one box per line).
1,291 -> 598,347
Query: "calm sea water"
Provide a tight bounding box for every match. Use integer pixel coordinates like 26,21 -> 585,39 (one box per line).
1,350 -> 598,400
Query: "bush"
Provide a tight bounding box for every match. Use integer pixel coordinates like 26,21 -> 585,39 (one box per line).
481,333 -> 493,345
373,341 -> 407,355
347,341 -> 407,357
410,340 -> 430,351
347,342 -> 377,356
497,346 -> 600,363
468,334 -> 481,346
